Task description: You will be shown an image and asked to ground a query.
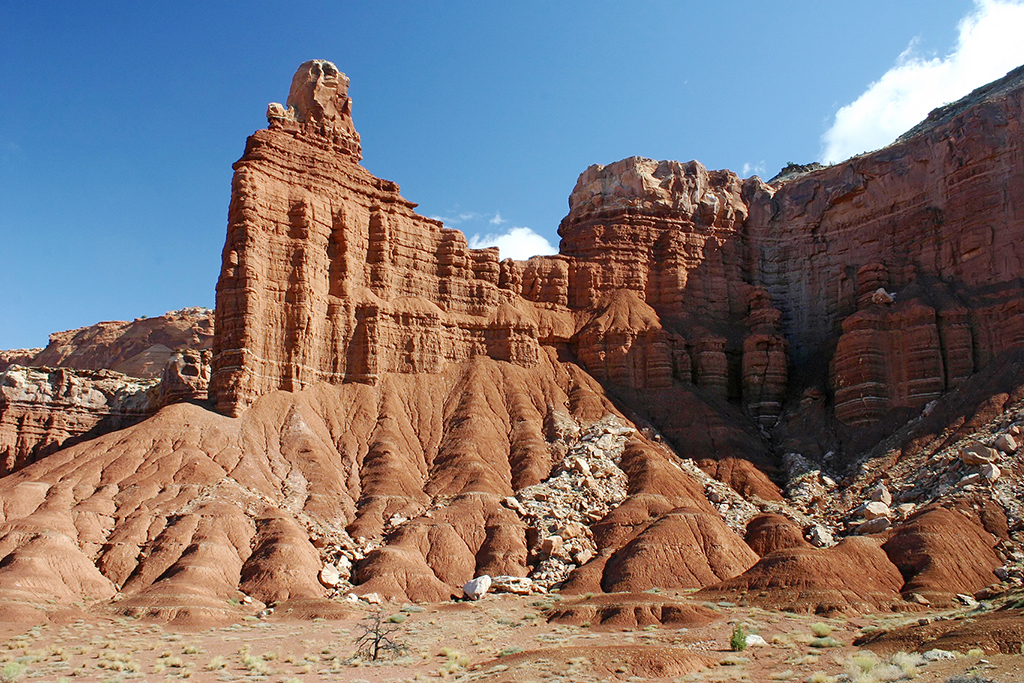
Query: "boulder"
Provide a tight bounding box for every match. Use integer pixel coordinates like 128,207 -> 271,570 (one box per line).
854,518 -> 891,535
981,463 -> 1001,482
959,442 -> 999,465
863,502 -> 892,521
463,575 -> 492,601
490,575 -> 533,595
871,288 -> 895,304
541,535 -> 565,559
745,634 -> 769,647
994,433 -> 1018,453
319,564 -> 343,588
867,483 -> 892,506
806,525 -> 835,548
895,503 -> 917,517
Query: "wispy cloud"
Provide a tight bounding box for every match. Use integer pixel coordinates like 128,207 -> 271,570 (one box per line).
428,211 -> 482,225
741,161 -> 766,178
468,226 -> 557,261
489,211 -> 507,225
821,0 -> 1024,163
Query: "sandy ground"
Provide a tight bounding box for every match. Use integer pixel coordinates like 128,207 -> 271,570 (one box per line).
0,593 -> 1020,683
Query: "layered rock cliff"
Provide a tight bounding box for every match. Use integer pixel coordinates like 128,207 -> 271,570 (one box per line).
212,61 -> 555,416
0,61 -> 1020,619
31,307 -> 213,378
0,309 -> 214,472
0,366 -> 158,475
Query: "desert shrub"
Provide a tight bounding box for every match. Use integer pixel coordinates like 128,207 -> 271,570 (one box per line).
810,622 -> 832,637
890,651 -> 923,676
0,663 -> 26,683
730,623 -> 748,652
810,636 -> 843,648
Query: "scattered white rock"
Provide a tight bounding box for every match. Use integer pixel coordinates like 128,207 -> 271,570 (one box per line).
490,575 -> 533,595
569,457 -> 591,475
806,524 -> 834,548
959,473 -> 982,487
872,288 -> 895,304
895,503 -> 916,517
573,548 -> 594,565
855,517 -> 891,535
542,535 -> 565,559
463,575 -> 492,600
745,634 -> 768,647
319,564 -> 343,588
867,483 -> 892,506
954,593 -> 979,607
922,649 -> 956,661
502,496 -> 527,515
362,592 -> 383,605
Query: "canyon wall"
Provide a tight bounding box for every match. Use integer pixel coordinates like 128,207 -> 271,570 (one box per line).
212,61 -> 1024,446
31,307 -> 213,378
0,310 -> 214,472
0,366 -> 158,475
749,67 -> 1024,426
211,61 -> 559,416
0,61 -> 1020,615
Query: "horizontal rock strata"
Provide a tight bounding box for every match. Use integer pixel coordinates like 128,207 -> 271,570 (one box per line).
1,61 -> 1024,616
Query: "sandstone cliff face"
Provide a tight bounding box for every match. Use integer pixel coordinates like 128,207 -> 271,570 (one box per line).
0,310 -> 214,471
0,366 -> 158,475
0,61 -> 1022,617
212,61 -> 550,416
748,68 -> 1024,430
0,350 -> 42,374
30,307 -> 214,379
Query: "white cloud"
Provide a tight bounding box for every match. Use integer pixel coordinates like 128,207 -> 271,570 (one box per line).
428,211 -> 481,225
741,161 -> 766,178
489,211 -> 507,225
468,226 -> 557,261
821,0 -> 1024,163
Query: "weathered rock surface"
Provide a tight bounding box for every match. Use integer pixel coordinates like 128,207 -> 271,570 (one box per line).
744,513 -> 811,556
0,311 -> 214,473
30,308 -> 213,379
697,537 -> 908,615
0,366 -> 158,475
0,349 -> 42,374
1,61 -> 1024,619
882,506 -> 1002,606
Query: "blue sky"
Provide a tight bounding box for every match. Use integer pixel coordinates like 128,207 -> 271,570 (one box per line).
2,1 -> 1022,349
